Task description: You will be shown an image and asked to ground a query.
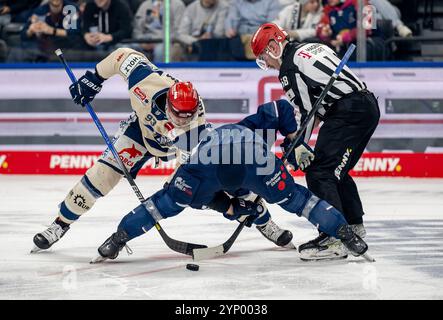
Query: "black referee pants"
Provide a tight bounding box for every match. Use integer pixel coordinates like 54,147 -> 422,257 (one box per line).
305,90 -> 380,225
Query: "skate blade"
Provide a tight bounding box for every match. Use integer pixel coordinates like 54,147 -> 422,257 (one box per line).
299,248 -> 348,261
283,242 -> 297,250
30,246 -> 44,254
90,255 -> 107,264
300,255 -> 348,262
362,252 -> 376,263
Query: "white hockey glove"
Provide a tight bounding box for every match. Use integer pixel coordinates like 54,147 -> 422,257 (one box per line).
281,138 -> 315,171
294,143 -> 315,171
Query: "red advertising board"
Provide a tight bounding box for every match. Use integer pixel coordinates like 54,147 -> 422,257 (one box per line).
1,151 -> 442,177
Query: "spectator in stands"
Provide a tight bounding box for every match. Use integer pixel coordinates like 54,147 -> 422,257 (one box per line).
273,0 -> 322,42
0,0 -> 41,24
369,0 -> 412,37
176,0 -> 228,60
75,0 -> 88,15
317,0 -> 366,55
133,0 -> 185,62
82,0 -> 133,51
126,0 -> 144,14
182,0 -> 197,6
9,0 -> 81,62
225,0 -> 281,37
225,0 -> 282,59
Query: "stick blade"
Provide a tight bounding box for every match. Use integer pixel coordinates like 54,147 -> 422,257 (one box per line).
192,245 -> 224,261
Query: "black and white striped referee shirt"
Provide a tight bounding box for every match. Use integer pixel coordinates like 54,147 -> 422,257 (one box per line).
278,42 -> 367,143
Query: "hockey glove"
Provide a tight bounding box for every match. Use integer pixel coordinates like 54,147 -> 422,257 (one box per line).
69,70 -> 104,106
281,137 -> 315,171
223,198 -> 264,222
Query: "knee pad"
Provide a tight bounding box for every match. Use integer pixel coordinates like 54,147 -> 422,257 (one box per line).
118,202 -> 157,240
58,163 -> 122,224
85,161 -> 122,196
278,183 -> 313,214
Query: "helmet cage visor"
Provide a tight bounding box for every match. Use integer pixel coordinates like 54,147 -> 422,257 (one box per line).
166,99 -> 199,127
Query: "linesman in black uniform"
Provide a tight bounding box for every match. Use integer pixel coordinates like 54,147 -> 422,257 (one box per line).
251,23 -> 380,261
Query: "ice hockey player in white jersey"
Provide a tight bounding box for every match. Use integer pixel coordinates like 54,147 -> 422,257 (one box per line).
31,48 -> 293,252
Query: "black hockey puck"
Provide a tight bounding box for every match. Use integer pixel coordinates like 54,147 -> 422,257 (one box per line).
186,263 -> 199,271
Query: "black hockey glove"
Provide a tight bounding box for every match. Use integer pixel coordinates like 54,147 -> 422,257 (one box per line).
280,137 -> 315,171
223,198 -> 264,222
69,70 -> 104,106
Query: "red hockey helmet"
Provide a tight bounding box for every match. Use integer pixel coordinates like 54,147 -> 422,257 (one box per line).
251,23 -> 288,70
166,81 -> 200,127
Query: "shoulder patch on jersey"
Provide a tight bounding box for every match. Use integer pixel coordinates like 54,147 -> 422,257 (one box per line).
120,54 -> 146,77
170,174 -> 201,205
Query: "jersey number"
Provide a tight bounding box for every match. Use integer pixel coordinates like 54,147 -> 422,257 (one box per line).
146,114 -> 157,126
280,76 -> 289,87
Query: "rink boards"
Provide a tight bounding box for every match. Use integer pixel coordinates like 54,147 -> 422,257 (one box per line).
0,62 -> 442,177
1,150 -> 442,177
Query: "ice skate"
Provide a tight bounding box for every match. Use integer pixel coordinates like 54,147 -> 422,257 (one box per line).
298,232 -> 348,261
351,223 -> 366,238
90,230 -> 132,263
257,219 -> 295,249
31,219 -> 70,253
336,225 -> 369,258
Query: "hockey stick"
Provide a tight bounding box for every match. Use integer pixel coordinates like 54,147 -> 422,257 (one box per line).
192,44 -> 374,262
55,49 -> 207,256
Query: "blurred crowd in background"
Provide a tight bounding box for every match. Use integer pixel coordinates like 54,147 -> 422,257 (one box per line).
0,0 -> 440,63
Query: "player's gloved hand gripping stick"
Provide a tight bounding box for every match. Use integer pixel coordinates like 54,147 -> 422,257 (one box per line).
55,49 -> 207,256
193,44 -> 374,262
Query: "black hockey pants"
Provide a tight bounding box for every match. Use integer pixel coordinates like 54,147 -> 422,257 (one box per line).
305,90 -> 380,225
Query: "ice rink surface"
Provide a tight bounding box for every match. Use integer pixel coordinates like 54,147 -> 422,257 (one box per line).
1,175 -> 442,300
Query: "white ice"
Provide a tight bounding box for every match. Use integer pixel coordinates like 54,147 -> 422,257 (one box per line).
1,175 -> 443,299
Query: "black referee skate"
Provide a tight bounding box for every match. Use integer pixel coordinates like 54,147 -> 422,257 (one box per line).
257,219 -> 295,248
90,230 -> 132,263
31,219 -> 70,253
336,225 -> 368,257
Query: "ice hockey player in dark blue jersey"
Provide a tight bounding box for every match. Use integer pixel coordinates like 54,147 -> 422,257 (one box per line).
94,99 -> 369,262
